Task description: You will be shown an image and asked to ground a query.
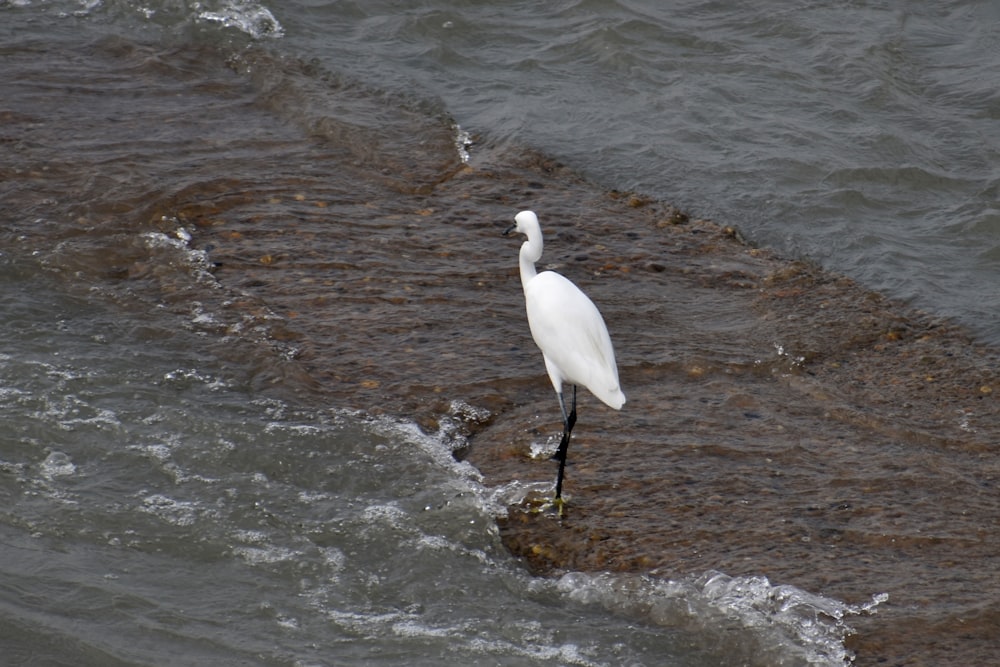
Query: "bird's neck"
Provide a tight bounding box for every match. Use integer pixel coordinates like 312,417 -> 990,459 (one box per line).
518,236 -> 542,288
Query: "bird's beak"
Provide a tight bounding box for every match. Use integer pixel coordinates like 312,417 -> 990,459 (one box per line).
502,223 -> 516,237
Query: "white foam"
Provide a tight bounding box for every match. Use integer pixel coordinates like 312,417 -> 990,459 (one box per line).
141,226 -> 219,289
196,1 -> 284,39
369,415 -> 483,485
529,436 -> 559,460
232,528 -> 269,544
232,544 -> 298,565
390,619 -> 455,639
555,570 -> 887,666
139,493 -> 210,526
452,124 -> 473,163
40,450 -> 76,479
360,502 -> 411,529
465,636 -> 604,667
483,479 -> 552,518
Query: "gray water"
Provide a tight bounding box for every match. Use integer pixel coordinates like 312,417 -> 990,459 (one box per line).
3,0 -> 996,664
273,0 -> 1000,343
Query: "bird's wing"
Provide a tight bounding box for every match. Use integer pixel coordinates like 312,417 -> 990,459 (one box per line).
525,272 -> 623,408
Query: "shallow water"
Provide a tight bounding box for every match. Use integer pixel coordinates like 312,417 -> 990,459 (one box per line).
2,2 -> 999,666
3,244 -> 874,666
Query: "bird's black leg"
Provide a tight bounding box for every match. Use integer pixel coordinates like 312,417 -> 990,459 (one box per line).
553,430 -> 570,505
553,388 -> 573,462
552,386 -> 578,507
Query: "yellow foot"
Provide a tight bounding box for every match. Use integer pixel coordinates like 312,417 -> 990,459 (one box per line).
522,493 -> 567,517
553,496 -> 566,518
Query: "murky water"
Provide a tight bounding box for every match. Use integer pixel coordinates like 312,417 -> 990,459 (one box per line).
2,1 -> 999,665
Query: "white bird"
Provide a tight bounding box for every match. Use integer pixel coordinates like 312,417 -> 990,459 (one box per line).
504,210 -> 625,510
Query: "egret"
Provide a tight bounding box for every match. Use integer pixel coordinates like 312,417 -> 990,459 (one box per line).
503,210 -> 625,511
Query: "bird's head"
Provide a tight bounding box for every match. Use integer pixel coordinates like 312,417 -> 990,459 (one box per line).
502,210 -> 539,237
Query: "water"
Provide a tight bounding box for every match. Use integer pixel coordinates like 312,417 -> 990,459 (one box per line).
272,0 -> 1000,343
0,258 -> 868,666
3,1 -> 999,665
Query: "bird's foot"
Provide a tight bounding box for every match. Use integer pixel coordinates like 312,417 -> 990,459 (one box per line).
521,493 -> 567,518
553,496 -> 566,518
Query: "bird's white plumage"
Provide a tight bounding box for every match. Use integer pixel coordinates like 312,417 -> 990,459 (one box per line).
511,210 -> 625,410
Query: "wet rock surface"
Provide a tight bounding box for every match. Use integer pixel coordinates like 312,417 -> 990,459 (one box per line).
182,144 -> 1000,666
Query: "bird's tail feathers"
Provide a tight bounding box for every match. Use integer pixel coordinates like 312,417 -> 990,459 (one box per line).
593,385 -> 626,410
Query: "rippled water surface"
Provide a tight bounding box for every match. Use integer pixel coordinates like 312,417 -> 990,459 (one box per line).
2,1 -> 999,666
274,0 -> 1000,343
